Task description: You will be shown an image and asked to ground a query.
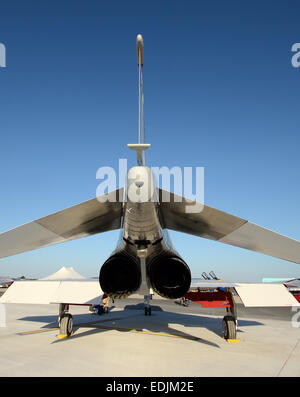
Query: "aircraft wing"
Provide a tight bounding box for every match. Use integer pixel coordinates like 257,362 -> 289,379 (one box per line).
188,280 -> 300,307
0,189 -> 123,258
0,279 -> 102,305
158,189 -> 300,264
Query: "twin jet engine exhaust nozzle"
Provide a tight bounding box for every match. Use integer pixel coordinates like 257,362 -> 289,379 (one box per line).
99,251 -> 191,300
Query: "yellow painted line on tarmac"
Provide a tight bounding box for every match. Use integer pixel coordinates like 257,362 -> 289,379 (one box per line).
54,329 -> 179,340
19,325 -> 197,340
18,328 -> 59,336
18,322 -> 198,341
91,324 -> 199,340
137,330 -> 201,341
130,329 -> 187,339
17,316 -> 126,336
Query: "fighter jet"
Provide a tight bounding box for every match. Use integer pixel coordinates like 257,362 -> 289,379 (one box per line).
1,34 -> 300,339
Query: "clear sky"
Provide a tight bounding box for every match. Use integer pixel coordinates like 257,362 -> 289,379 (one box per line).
0,0 -> 300,281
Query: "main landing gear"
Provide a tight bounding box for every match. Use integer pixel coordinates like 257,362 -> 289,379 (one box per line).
222,297 -> 238,341
58,304 -> 73,337
222,315 -> 237,340
185,288 -> 239,341
222,304 -> 238,340
57,301 -> 109,338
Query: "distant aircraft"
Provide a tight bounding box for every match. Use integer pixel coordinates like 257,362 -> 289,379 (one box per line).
284,279 -> 300,302
263,277 -> 300,303
0,35 -> 299,340
0,277 -> 13,288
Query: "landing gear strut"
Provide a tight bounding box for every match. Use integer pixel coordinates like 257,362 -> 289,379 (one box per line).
144,294 -> 152,316
222,301 -> 238,340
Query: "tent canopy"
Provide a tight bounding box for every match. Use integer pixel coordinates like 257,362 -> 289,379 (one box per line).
40,266 -> 87,281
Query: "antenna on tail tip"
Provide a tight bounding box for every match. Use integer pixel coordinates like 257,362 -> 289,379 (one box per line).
128,34 -> 149,166
136,34 -> 144,65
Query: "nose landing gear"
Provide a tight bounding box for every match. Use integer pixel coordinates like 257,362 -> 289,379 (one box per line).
144,294 -> 152,315
144,307 -> 152,315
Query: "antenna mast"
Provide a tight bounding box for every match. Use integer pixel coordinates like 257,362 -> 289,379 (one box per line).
128,34 -> 150,165
137,34 -> 145,145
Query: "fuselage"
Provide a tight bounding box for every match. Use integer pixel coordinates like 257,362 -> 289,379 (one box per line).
99,166 -> 192,300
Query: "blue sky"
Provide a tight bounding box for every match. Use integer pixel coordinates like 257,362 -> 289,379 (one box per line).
0,0 -> 300,281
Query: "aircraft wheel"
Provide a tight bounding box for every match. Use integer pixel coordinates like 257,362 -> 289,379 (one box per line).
222,315 -> 236,340
60,314 -> 73,336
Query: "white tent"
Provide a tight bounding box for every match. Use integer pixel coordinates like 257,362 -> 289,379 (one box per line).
40,266 -> 87,281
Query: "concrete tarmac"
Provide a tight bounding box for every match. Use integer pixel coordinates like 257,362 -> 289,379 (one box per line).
0,292 -> 299,377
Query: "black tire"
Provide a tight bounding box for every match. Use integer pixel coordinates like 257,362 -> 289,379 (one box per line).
97,306 -> 104,315
222,315 -> 236,340
60,314 -> 73,336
